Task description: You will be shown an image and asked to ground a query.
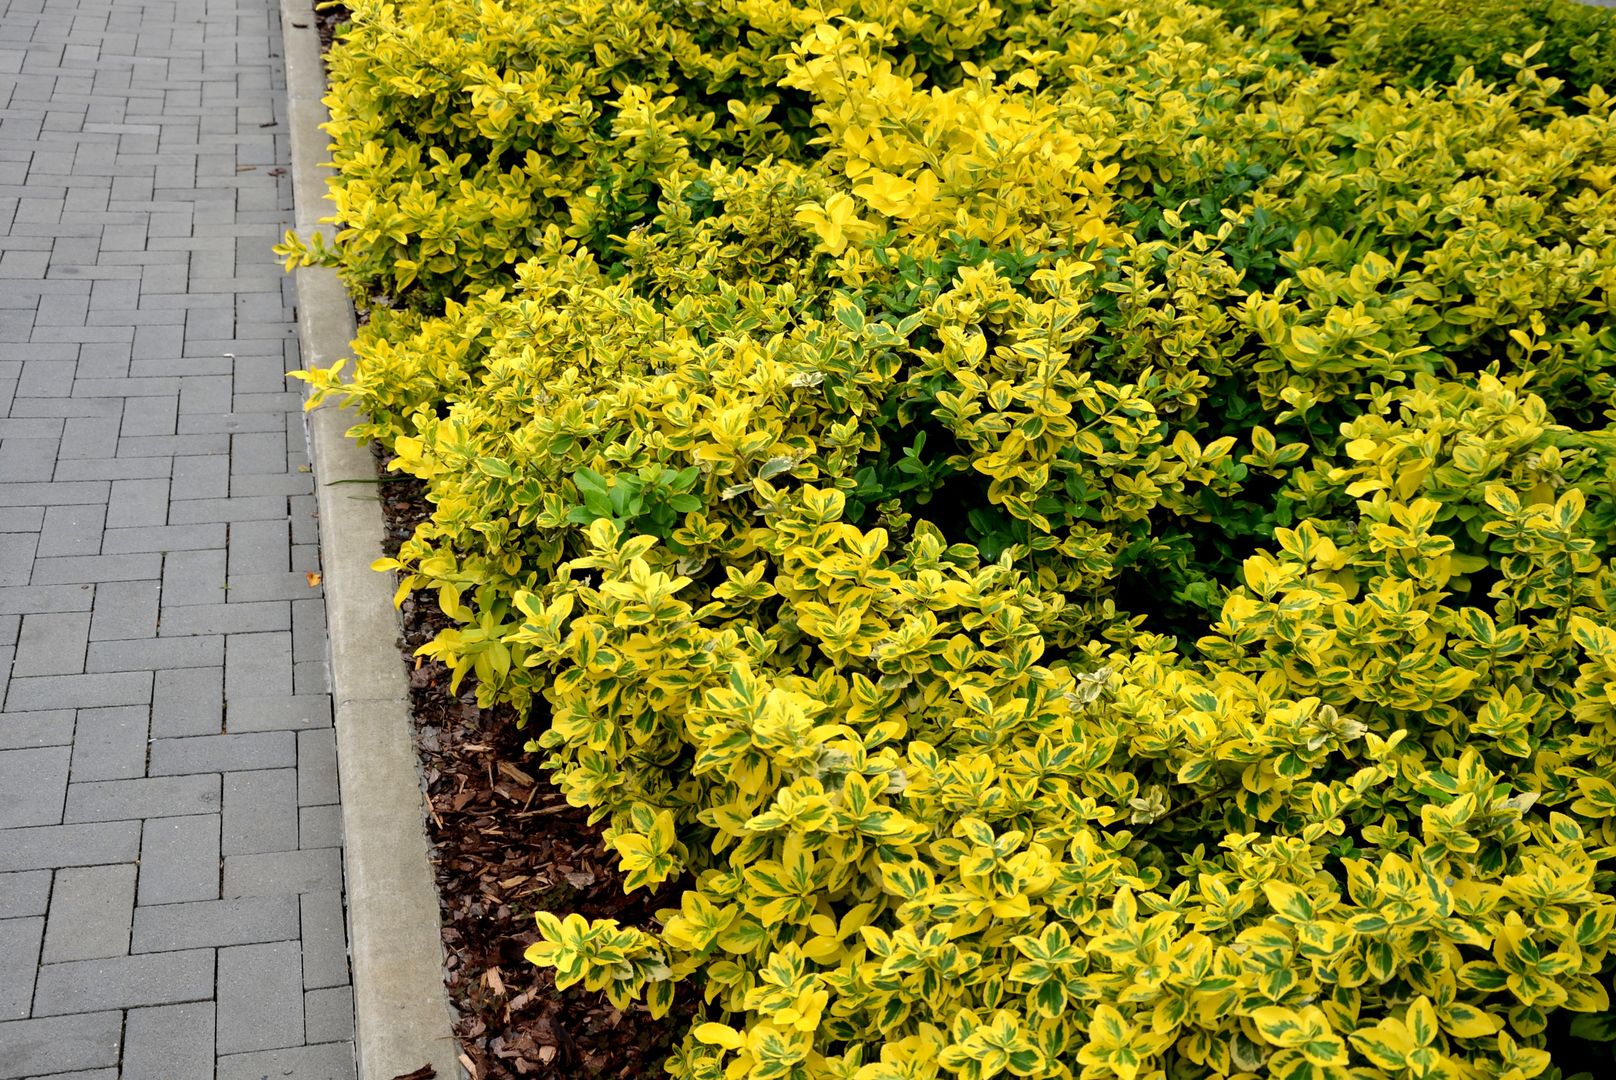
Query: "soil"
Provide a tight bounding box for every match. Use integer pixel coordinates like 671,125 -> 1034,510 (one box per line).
375,455 -> 693,1078
312,1 -> 348,53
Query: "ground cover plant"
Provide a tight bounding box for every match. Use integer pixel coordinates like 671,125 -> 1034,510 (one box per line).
289,0 -> 1616,1076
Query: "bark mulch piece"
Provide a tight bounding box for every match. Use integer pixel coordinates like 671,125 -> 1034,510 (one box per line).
377,455 -> 694,1079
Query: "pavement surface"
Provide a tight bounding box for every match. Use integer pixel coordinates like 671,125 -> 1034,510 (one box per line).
0,0 -> 356,1076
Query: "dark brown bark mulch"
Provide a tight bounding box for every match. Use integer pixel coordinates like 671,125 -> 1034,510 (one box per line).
312,1 -> 349,53
306,14 -> 694,1072
374,457 -> 693,1079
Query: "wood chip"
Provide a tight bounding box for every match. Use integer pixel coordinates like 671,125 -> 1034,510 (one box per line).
390,1068 -> 436,1080
497,761 -> 535,785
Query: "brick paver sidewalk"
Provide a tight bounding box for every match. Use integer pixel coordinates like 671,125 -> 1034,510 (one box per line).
0,0 -> 355,1076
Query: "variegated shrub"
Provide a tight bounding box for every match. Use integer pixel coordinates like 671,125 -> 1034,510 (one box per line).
291,1 -> 1616,1078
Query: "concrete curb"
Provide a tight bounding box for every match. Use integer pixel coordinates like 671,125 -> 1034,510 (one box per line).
278,2 -> 466,1078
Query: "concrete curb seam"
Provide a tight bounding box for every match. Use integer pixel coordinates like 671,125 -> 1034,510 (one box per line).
278,1 -> 466,1077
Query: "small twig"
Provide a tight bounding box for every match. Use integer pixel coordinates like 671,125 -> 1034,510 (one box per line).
514,804 -> 576,817
1133,779 -> 1241,842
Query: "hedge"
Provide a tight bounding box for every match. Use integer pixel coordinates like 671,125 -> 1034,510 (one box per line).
287,1 -> 1616,1078
1209,0 -> 1616,102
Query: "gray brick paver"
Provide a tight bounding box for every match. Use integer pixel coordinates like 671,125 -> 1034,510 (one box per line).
0,436 -> 61,481
218,939 -> 305,1053
170,453 -> 229,497
233,470 -> 317,497
117,392 -> 179,436
161,545 -> 226,605
0,746 -> 69,828
152,730 -> 295,775
299,804 -> 343,850
227,515 -> 288,574
168,493 -> 288,523
0,820 -> 142,872
55,415 -> 119,460
41,862 -> 136,962
0,0 -> 352,1066
226,847 -> 343,900
0,870 -> 53,918
132,894 -> 300,953
0,916 -> 44,1018
0,480 -> 107,506
299,888 -> 349,991
295,728 -> 338,806
105,475 -> 169,526
150,664 -> 224,736
85,631 -> 223,671
55,456 -> 168,484
124,1001 -> 216,1080
11,609 -> 89,675
138,812 -> 221,905
31,550 -> 162,584
223,766 -> 299,855
31,947 -> 214,1015
304,986 -> 356,1045
230,569 -> 322,603
0,1010 -> 123,1079
0,532 -> 37,586
218,1043 -> 357,1080
226,629 -> 292,698
65,773 -> 221,822
87,576 -> 160,640
35,503 -> 105,556
226,691 -> 331,732
157,597 -> 288,636
101,520 -> 224,553
5,669 -> 151,711
68,703 -> 150,781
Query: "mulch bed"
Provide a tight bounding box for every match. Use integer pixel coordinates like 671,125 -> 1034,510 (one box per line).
312,1 -> 348,53
309,9 -> 693,1073
376,459 -> 694,1077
